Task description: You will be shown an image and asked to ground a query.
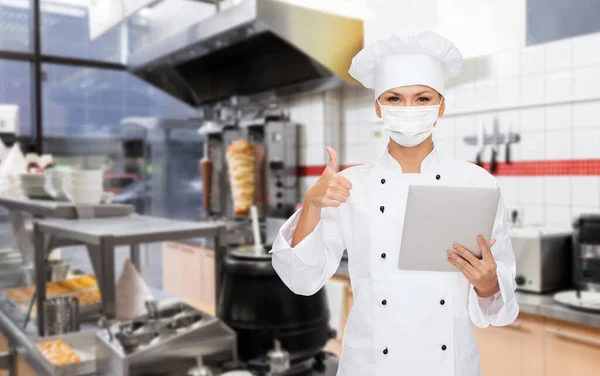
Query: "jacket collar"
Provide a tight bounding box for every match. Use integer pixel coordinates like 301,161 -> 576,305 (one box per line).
380,143 -> 440,175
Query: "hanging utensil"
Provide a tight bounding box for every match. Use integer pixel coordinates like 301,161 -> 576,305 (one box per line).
475,124 -> 485,167
490,119 -> 499,174
505,123 -> 512,165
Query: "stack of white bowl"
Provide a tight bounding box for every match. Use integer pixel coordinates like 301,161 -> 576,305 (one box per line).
20,173 -> 51,199
60,170 -> 104,205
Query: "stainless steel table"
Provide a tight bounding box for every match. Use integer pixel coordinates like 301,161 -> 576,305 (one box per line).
0,196 -> 133,219
0,196 -> 134,268
33,215 -> 224,335
0,288 -> 176,376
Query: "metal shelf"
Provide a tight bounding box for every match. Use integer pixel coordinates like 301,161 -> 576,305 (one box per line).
33,215 -> 224,336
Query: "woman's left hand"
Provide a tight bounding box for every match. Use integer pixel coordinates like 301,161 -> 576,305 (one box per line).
448,236 -> 500,298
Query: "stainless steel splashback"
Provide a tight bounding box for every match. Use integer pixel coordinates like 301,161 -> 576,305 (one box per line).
128,0 -> 364,105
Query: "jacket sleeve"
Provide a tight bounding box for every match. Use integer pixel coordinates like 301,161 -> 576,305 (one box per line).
468,190 -> 520,328
269,206 -> 346,296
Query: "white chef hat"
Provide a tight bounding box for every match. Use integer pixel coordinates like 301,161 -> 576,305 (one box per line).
349,29 -> 463,100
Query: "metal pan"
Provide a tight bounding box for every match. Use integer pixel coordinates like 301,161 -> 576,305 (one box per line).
35,330 -> 97,376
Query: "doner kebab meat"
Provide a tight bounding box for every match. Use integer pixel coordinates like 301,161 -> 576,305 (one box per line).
226,140 -> 256,216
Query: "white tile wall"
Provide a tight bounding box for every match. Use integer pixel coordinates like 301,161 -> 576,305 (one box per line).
521,45 -> 545,75
544,104 -> 571,130
572,101 -> 600,129
544,39 -> 573,72
497,78 -> 520,108
545,206 -> 572,228
454,84 -> 475,113
544,70 -> 572,102
572,129 -> 600,159
545,130 -> 572,160
523,205 -> 545,226
520,74 -> 545,106
519,177 -> 545,205
573,65 -> 600,100
572,32 -> 600,67
519,132 -> 545,160
474,80 -> 498,110
496,50 -> 521,78
520,107 -> 545,132
544,177 -> 571,206
571,177 -> 600,207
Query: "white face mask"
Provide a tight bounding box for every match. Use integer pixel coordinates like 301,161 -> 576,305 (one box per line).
377,99 -> 442,147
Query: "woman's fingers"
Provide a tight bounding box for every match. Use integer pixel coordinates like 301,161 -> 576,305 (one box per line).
452,244 -> 481,267
447,253 -> 476,281
336,175 -> 353,190
330,185 -> 351,197
478,235 -> 495,262
321,198 -> 343,207
327,192 -> 348,203
447,251 -> 478,272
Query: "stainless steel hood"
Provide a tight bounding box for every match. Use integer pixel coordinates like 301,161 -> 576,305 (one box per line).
128,0 -> 364,106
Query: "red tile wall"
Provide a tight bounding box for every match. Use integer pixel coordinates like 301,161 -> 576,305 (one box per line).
297,160 -> 600,177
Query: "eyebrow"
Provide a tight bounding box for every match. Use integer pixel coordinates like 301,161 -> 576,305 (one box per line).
387,90 -> 434,96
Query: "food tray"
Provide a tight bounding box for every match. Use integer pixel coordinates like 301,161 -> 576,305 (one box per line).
22,287 -> 103,319
35,331 -> 97,376
2,275 -> 99,303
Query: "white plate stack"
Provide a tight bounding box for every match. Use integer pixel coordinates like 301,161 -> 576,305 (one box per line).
20,173 -> 52,199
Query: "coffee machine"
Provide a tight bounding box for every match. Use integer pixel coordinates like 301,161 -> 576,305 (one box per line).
572,215 -> 600,292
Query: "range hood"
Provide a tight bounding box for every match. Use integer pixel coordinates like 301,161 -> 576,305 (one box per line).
128,0 -> 363,106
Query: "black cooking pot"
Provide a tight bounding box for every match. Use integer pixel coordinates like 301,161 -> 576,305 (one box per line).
218,246 -> 334,362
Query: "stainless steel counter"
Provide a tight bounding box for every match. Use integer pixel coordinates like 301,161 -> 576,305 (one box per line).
515,291 -> 600,328
32,215 -> 225,335
334,261 -> 600,329
0,288 -> 178,375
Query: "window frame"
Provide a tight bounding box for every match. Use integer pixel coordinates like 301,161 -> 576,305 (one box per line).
0,0 -> 126,153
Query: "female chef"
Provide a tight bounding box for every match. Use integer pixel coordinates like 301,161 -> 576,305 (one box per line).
270,29 -> 519,376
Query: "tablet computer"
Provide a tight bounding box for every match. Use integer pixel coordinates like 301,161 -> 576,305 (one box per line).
398,185 -> 500,272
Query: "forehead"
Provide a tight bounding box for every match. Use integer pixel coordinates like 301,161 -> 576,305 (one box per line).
383,85 -> 438,96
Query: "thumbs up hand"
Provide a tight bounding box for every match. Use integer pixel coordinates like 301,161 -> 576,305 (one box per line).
304,147 -> 353,208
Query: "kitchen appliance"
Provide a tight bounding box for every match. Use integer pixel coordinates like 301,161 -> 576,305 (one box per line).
200,106 -> 298,244
128,0 -> 363,106
572,215 -> 600,292
95,301 -> 237,376
510,227 -> 572,293
219,246 -> 335,364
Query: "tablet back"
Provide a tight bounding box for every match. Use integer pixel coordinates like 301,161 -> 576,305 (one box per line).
398,185 -> 500,272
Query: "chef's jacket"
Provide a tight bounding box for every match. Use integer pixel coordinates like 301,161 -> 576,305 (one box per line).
270,147 -> 519,376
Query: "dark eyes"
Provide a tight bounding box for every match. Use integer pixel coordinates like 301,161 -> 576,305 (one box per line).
386,96 -> 431,103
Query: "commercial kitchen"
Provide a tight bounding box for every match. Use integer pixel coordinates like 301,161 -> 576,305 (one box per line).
0,0 -> 599,375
